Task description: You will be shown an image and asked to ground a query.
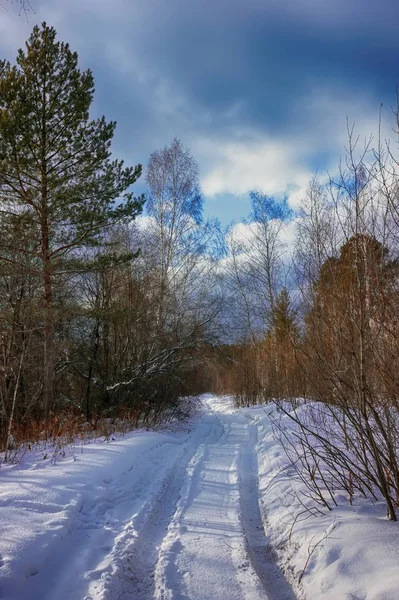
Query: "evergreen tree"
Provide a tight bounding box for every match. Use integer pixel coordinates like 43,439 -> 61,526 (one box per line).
264,288 -> 298,398
0,23 -> 144,418
271,288 -> 296,343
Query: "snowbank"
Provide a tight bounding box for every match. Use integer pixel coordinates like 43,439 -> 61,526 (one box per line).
238,400 -> 399,600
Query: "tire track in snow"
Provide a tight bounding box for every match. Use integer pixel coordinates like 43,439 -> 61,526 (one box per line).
238,418 -> 297,600
85,399 -> 297,600
17,437 -> 192,600
153,410 -> 274,600
98,415 -> 225,600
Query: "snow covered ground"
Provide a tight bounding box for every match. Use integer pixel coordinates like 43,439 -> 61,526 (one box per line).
239,400 -> 399,600
0,395 -> 398,599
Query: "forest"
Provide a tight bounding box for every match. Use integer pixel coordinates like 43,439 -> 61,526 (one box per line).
1,22 -> 399,526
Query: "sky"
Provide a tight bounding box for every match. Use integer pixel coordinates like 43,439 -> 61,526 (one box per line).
1,0 -> 398,226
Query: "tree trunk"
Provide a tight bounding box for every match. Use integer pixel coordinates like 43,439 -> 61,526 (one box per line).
85,319 -> 100,421
43,256 -> 54,421
41,55 -> 53,423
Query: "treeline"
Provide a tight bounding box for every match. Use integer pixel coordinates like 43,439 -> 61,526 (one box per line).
0,24 -> 221,450
213,129 -> 399,519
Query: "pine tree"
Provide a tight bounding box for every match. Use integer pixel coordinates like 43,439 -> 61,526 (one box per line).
0,23 -> 144,419
265,288 -> 298,398
271,288 -> 296,343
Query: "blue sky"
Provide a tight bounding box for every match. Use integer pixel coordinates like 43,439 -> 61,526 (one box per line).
1,0 -> 398,225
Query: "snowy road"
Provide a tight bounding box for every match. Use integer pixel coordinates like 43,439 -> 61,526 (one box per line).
152,399 -> 295,600
0,396 -> 295,600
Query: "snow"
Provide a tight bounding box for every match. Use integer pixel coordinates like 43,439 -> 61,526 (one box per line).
0,395 -> 398,599
0,427 -> 194,600
238,399 -> 399,600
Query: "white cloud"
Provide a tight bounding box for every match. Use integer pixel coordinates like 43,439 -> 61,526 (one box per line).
279,219 -> 298,260
193,87 -> 394,215
135,215 -> 155,231
198,136 -> 312,201
227,217 -> 299,264
229,221 -> 254,244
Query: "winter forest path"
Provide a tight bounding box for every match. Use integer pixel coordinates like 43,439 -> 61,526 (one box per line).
151,397 -> 296,600
3,396 -> 296,600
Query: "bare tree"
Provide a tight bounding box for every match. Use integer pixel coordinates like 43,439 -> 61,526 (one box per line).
2,0 -> 34,18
